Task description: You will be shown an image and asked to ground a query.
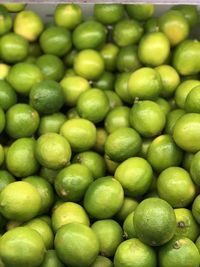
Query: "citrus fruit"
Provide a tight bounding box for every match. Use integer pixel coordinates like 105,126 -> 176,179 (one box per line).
40,250 -> 65,267
60,118 -> 96,152
0,145 -> 4,167
104,90 -> 122,110
184,85 -> 200,113
6,103 -> 40,139
173,113 -> 200,152
0,108 -> 5,134
157,166 -> 196,208
192,195 -> 200,224
94,127 -> 108,154
0,181 -> 41,221
174,208 -> 200,241
0,226 -> 45,267
165,108 -> 185,135
38,112 -> 66,135
129,100 -> 166,137
74,49 -> 104,81
84,176 -> 124,219
52,202 -> 89,233
115,157 -> 153,197
138,32 -> 170,66
147,134 -> 183,173
114,72 -> 132,104
134,197 -> 176,246
0,63 -> 10,80
55,223 -> 99,267
54,4 -> 82,30
39,26 -> 72,56
72,20 -> 107,50
90,255 -> 113,267
54,163 -> 93,202
40,167 -> 59,185
105,127 -> 142,162
91,219 -> 123,257
128,67 -> 162,100
72,151 -> 106,179
114,238 -> 157,267
60,75 -> 91,107
77,88 -> 110,123
94,71 -> 115,91
123,211 -> 137,239
115,196 -> 138,223
190,151 -> 200,185
6,137 -> 39,178
126,4 -> 154,21
159,236 -> 200,267
0,170 -> 15,193
144,17 -> 159,32
100,43 -> 119,71
182,152 -> 194,171
35,133 -> 71,170
94,4 -> 124,25
0,80 -> 17,111
14,10 -> 44,42
172,5 -> 199,28
104,155 -> 120,175
0,6 -> 12,35
156,97 -> 172,115
29,80 -> 65,115
2,3 -> 26,12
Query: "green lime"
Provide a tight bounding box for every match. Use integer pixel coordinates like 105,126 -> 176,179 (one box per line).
0,170 -> 15,193
55,223 -> 99,267
104,90 -> 123,110
52,202 -> 89,233
0,145 -> 4,167
100,43 -> 119,72
126,4 -> 155,21
157,167 -> 196,208
128,67 -> 162,100
6,103 -> 39,139
123,211 -> 137,239
35,133 -> 71,170
184,85 -> 200,113
114,238 -> 156,267
192,195 -> 200,224
66,107 -> 80,119
29,80 -> 64,114
134,197 -> 176,246
14,10 -> 44,42
0,181 -> 41,221
60,75 -> 91,107
40,26 -> 72,56
115,197 -> 138,223
156,97 -> 172,115
60,118 -> 96,152
94,127 -> 108,154
63,49 -> 77,67
38,112 -> 66,135
190,151 -> 200,185
90,256 -> 113,267
0,6 -> 12,35
0,80 -> 17,110
54,4 -> 82,30
114,72 -> 132,104
182,152 -> 194,172
94,71 -> 115,91
0,226 -> 45,267
28,42 -> 42,57
138,32 -> 170,66
40,167 -> 59,184
72,151 -> 106,179
74,49 -> 104,80
91,219 -> 123,257
0,107 -> 5,134
0,63 -> 10,80
172,5 -> 199,28
115,157 -> 153,197
3,3 -> 26,12
104,155 -> 120,175
144,17 -> 159,33
40,250 -> 65,267
6,62 -> 43,95
165,109 -> 185,135
84,176 -> 124,219
94,4 -> 124,25
138,138 -> 153,158
6,138 -> 39,178
73,20 -> 107,50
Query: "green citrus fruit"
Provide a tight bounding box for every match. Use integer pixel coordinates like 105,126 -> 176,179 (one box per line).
3,3 -> 26,12
90,255 -> 113,267
184,85 -> 200,113
190,151 -> 200,186
100,43 -> 119,72
0,63 -> 10,80
104,90 -> 123,110
38,112 -> 66,135
172,5 -> 199,28
126,4 -> 154,21
0,107 -> 5,134
192,195 -> 200,224
114,73 -> 132,104
0,6 -> 12,35
94,71 -> 115,91
0,80 -> 17,111
123,211 -> 137,239
94,4 -> 124,25
115,196 -> 138,223
94,127 -> 108,154
40,249 -> 65,267
165,109 -> 185,135
0,170 -> 15,193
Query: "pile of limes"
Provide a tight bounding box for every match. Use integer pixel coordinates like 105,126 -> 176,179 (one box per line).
0,2 -> 200,267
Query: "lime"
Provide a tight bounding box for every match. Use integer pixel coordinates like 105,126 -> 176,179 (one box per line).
77,88 -> 109,123
174,208 -> 200,241
115,196 -> 138,223
125,4 -> 154,21
159,236 -> 200,267
40,250 -> 65,267
104,90 -> 122,110
66,107 -> 80,119
138,32 -> 170,66
157,167 -> 196,208
3,3 -> 26,12
104,155 -> 120,175
100,43 -> 119,71
63,49 -> 77,67
123,211 -> 137,239
0,80 -> 17,111
28,42 -> 42,57
40,167 -> 59,184
115,157 -> 153,197
60,118 -> 96,152
114,238 -> 157,267
165,109 -> 185,135
0,6 -> 12,35
60,75 -> 91,107
23,176 -> 54,215
94,127 -> 108,154
94,71 -> 115,91
156,97 -> 172,115
6,138 -> 39,178
173,40 -> 200,76
144,17 -> 159,32
114,72 -> 132,104
128,67 -> 162,100
73,20 -> 107,50
90,256 -> 113,267
52,202 -> 89,233
0,170 -> 15,193
54,4 -> 82,30
72,151 -> 106,179
130,100 -> 166,137
91,219 -> 123,257
173,113 -> 200,152
55,163 -> 93,202
74,49 -> 104,80
138,138 -> 152,158
0,63 -> 10,80
35,133 -> 71,170
55,223 -> 99,267
0,226 -> 45,267
84,176 -> 124,219
0,145 -> 4,167
29,80 -> 64,115
14,10 -> 44,42
94,4 -> 124,25
147,134 -> 183,173
182,152 -> 194,171
134,197 -> 176,246
0,107 -> 5,134
40,26 -> 72,56
6,103 -> 39,139
185,85 -> 200,113
158,10 -> 189,46
0,181 -> 41,221
38,112 -> 66,135
172,5 -> 199,28
0,33 -> 29,63
36,54 -> 65,81
192,195 -> 200,224
190,151 -> 200,185
6,62 -> 43,95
